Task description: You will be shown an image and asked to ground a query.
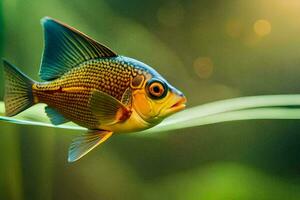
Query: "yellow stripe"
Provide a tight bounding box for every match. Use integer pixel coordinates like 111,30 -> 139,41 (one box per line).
62,87 -> 88,92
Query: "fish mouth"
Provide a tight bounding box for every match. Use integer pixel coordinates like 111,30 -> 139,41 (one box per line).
165,96 -> 187,115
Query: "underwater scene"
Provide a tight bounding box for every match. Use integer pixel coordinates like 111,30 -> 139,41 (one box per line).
1,0 -> 300,199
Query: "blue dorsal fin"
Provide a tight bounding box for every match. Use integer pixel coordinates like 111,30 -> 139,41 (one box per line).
39,17 -> 118,81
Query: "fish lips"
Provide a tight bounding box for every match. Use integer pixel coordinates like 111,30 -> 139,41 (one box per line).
164,96 -> 187,116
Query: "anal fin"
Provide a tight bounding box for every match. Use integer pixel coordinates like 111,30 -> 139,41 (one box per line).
68,130 -> 113,162
45,106 -> 69,125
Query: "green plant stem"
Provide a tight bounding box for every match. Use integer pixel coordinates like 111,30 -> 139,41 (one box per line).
0,95 -> 300,134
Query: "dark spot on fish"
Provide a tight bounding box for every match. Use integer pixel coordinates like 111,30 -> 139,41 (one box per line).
131,75 -> 144,88
118,109 -> 132,122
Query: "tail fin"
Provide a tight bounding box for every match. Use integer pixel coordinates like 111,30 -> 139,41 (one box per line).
2,59 -> 35,116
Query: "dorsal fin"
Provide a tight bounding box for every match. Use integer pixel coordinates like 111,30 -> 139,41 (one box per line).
39,17 -> 117,81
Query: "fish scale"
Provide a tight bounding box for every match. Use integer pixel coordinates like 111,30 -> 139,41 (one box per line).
48,92 -> 97,127
32,59 -> 147,129
36,59 -> 143,99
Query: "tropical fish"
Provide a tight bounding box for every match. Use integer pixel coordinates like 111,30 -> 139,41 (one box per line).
2,17 -> 187,162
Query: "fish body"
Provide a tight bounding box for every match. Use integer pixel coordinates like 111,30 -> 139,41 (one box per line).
33,56 -> 168,132
2,17 -> 186,162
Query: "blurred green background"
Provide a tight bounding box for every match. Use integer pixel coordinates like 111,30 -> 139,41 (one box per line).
1,0 -> 300,199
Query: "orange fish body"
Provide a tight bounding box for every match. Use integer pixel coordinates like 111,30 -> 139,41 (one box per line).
33,58 -> 146,130
2,17 -> 186,162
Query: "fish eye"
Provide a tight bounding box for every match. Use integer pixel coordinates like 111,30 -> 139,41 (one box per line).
146,78 -> 168,99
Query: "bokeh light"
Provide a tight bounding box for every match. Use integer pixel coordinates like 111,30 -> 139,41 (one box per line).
193,57 -> 214,79
253,19 -> 272,37
243,33 -> 261,47
226,20 -> 243,38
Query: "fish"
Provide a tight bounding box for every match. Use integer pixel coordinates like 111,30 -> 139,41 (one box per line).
2,17 -> 187,162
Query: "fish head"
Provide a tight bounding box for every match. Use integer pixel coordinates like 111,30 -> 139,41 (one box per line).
132,71 -> 187,125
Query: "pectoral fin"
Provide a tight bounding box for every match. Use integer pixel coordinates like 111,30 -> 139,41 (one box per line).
89,90 -> 131,125
68,130 -> 113,162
